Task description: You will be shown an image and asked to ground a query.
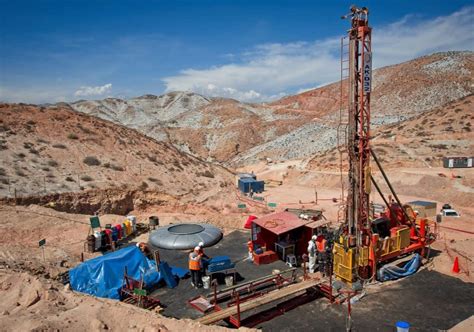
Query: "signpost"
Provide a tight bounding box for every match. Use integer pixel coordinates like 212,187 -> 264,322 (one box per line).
363,52 -> 372,93
134,288 -> 147,296
134,288 -> 147,307
237,203 -> 246,209
39,238 -> 46,262
90,216 -> 101,229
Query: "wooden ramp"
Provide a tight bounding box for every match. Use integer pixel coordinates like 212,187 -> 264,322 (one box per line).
197,279 -> 320,325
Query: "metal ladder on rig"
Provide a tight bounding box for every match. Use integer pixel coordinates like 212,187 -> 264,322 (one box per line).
336,36 -> 350,224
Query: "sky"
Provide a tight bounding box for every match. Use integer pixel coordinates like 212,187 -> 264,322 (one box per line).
0,0 -> 473,104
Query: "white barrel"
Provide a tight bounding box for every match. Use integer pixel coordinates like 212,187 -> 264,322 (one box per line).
93,231 -> 101,250
202,276 -> 210,289
225,276 -> 234,287
127,215 -> 137,232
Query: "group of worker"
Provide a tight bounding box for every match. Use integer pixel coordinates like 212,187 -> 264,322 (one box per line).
188,241 -> 210,288
307,233 -> 329,275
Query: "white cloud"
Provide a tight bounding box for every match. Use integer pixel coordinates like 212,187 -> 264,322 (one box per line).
163,7 -> 474,102
74,83 -> 112,97
0,86 -> 71,104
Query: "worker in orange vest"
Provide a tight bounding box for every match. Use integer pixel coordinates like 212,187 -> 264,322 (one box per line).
247,239 -> 254,262
189,246 -> 203,288
316,233 -> 328,276
136,242 -> 152,259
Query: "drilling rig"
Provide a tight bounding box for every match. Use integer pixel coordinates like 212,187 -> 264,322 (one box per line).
332,6 -> 437,286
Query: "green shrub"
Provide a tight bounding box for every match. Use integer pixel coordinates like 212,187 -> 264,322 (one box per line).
83,156 -> 101,166
80,175 -> 93,182
52,143 -> 67,149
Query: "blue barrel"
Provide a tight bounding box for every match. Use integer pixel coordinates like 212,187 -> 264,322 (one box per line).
111,227 -> 118,242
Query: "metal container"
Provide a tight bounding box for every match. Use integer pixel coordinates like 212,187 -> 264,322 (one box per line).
87,235 -> 95,253
149,216 -> 159,227
443,156 -> 473,168
238,178 -> 265,193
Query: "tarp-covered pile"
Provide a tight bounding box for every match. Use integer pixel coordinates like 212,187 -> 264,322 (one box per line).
69,246 -> 188,299
377,253 -> 421,282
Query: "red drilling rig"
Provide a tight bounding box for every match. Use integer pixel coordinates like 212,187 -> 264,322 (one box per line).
333,6 -> 437,286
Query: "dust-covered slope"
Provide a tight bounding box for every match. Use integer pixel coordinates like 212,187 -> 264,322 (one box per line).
0,103 -> 232,200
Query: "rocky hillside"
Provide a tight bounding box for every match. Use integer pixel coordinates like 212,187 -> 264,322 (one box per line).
67,52 -> 473,166
0,103 -> 232,200
233,51 -> 474,165
70,92 -> 308,163
309,94 -> 474,170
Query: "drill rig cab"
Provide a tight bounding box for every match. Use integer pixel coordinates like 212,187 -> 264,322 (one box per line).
332,6 -> 437,286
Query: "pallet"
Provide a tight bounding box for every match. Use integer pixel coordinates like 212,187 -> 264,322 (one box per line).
197,279 -> 321,325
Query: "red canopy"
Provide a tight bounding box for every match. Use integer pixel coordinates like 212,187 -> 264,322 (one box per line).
253,211 -> 307,235
244,215 -> 258,229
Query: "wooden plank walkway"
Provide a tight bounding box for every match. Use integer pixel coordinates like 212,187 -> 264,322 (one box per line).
197,279 -> 321,325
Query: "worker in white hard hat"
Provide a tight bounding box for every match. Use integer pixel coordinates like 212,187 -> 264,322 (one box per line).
197,242 -> 210,259
307,235 -> 317,273
136,242 -> 152,259
189,246 -> 203,288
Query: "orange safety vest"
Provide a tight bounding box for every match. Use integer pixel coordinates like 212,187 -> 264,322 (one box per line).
188,252 -> 201,270
316,238 -> 327,253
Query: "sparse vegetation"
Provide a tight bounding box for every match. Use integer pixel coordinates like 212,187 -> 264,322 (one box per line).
15,170 -> 26,177
52,143 -> 67,149
197,170 -> 215,178
148,177 -> 163,185
147,154 -> 157,162
83,156 -> 101,166
431,144 -> 448,150
16,153 -> 26,159
29,147 -> 40,155
65,176 -> 75,182
0,168 -> 6,176
53,143 -> 67,149
67,133 -> 79,140
80,175 -> 93,182
36,138 -> 50,144
139,181 -> 149,190
77,124 -> 94,134
47,160 -> 59,167
103,162 -> 124,171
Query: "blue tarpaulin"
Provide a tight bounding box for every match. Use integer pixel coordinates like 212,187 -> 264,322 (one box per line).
377,254 -> 421,282
69,246 -> 188,299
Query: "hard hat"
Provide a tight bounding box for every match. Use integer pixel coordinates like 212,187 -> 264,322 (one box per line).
198,242 -> 204,247
311,235 -> 317,240
194,246 -> 200,252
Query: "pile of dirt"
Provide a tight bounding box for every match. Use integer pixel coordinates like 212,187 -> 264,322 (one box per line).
0,270 -> 250,331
